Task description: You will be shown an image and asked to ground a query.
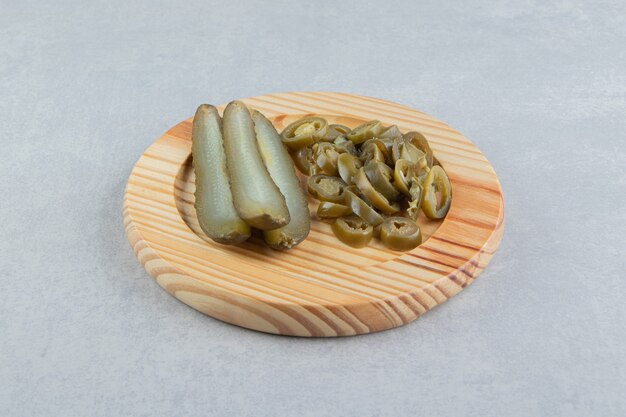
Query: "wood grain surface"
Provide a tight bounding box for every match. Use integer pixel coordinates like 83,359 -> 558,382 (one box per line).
124,92 -> 504,337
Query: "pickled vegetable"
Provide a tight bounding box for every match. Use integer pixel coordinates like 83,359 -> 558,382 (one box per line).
317,201 -> 352,219
346,120 -> 384,144
314,142 -> 340,176
380,217 -> 422,251
192,104 -> 251,244
223,100 -> 290,230
252,110 -> 310,249
421,165 -> 452,219
337,153 -> 363,185
292,146 -> 321,176
287,116 -> 450,251
331,216 -> 374,248
416,164 -> 430,184
281,116 -> 329,150
379,137 -> 394,153
354,168 -> 400,214
378,124 -> 402,139
406,181 -> 423,221
404,131 -> 433,167
363,161 -> 400,202
322,124 -> 352,142
360,138 -> 390,165
307,175 -> 347,203
345,190 -> 384,226
393,159 -> 415,197
392,138 -> 425,165
333,135 -> 357,155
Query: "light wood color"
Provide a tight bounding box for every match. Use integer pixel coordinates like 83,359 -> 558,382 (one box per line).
124,92 -> 504,337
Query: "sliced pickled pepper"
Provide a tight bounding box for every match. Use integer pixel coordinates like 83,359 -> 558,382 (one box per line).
322,124 -> 352,142
406,181 -> 423,221
331,216 -> 374,248
346,120 -> 384,144
307,175 -> 347,203
317,201 -> 352,219
281,116 -> 329,150
403,131 -> 433,168
421,165 -> 452,219
354,168 -> 400,214
345,190 -> 384,226
393,159 -> 415,197
337,153 -> 363,185
363,161 -> 400,202
314,142 -> 341,176
378,124 -> 402,139
380,217 -> 422,251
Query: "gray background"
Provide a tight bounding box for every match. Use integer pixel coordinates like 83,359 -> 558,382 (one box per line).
1,0 -> 625,416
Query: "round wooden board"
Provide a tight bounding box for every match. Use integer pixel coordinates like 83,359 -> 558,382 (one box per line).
124,92 -> 504,337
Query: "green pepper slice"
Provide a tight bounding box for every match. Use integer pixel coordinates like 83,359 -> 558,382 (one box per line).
307,174 -> 347,203
404,131 -> 433,168
415,164 -> 430,184
331,216 -> 374,248
345,190 -> 384,226
363,161 -> 400,202
292,146 -> 321,176
333,135 -> 358,155
380,217 -> 422,251
359,141 -> 386,165
337,153 -> 363,185
360,138 -> 390,164
393,159 -> 416,197
378,124 -> 402,139
321,124 -> 352,142
314,142 -> 340,176
354,168 -> 401,214
346,120 -> 384,144
317,201 -> 352,219
406,181 -> 423,221
281,116 -> 329,150
391,138 -> 425,165
421,165 -> 451,219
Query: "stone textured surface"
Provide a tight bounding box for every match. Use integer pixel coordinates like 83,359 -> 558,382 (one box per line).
1,1 -> 624,416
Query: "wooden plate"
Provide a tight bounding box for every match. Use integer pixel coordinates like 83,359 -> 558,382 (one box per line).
124,92 -> 504,337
